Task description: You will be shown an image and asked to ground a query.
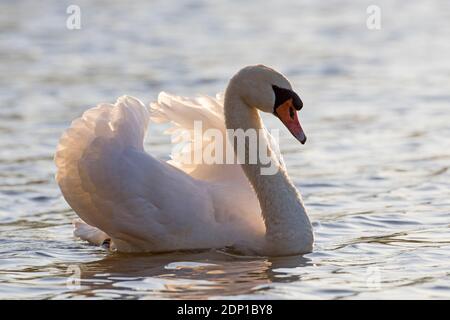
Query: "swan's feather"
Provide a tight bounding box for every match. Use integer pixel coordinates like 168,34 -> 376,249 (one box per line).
55,95 -> 264,252
150,92 -> 285,180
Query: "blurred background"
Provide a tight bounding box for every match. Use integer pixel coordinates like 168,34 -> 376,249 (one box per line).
0,0 -> 449,299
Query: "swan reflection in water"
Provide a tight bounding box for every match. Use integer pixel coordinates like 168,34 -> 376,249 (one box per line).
63,250 -> 312,299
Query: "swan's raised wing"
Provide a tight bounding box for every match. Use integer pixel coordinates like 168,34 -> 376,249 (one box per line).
150,92 -> 228,180
150,92 -> 285,182
55,96 -> 232,252
56,94 -> 268,252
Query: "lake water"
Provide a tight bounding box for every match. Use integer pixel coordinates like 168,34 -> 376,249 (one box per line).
0,0 -> 449,299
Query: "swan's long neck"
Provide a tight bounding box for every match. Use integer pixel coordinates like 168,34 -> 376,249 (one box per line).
224,84 -> 313,255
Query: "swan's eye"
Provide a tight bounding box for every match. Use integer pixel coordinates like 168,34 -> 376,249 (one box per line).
289,107 -> 295,120
272,85 -> 303,112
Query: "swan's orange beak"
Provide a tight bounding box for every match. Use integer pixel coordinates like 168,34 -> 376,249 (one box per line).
274,98 -> 307,144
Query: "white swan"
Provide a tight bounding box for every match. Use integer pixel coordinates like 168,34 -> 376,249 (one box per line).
55,65 -> 314,256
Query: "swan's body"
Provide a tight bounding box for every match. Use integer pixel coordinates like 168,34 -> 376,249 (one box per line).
55,65 -> 313,256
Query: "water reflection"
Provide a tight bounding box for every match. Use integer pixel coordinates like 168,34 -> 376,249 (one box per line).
61,251 -> 311,299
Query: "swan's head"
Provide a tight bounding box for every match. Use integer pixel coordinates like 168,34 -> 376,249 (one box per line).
229,64 -> 306,144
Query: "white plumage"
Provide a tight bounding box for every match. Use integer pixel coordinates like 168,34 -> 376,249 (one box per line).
56,95 -> 265,253
55,65 -> 314,256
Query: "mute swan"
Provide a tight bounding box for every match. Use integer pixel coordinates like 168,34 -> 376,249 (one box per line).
55,65 -> 314,256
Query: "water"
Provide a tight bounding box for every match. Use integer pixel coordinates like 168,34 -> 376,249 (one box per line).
1,0 -> 449,299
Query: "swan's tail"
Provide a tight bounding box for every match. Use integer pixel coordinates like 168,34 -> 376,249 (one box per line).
73,219 -> 110,246
55,96 -> 149,239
